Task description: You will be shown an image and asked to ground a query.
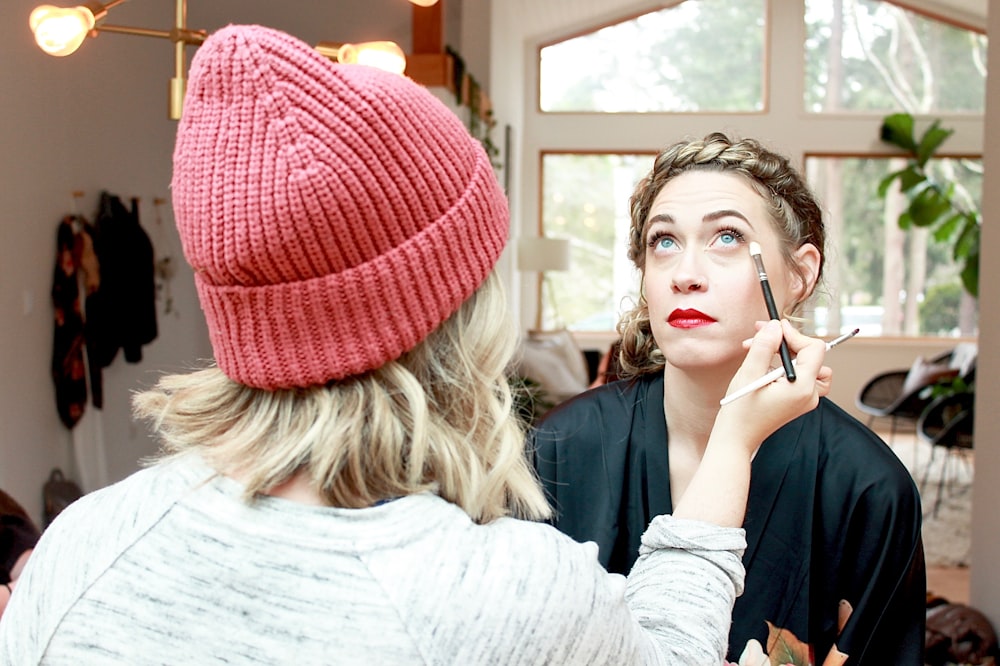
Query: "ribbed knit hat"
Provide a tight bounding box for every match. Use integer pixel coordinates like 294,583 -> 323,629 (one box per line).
171,25 -> 509,389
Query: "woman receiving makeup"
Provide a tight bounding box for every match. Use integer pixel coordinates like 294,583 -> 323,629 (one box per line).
532,133 -> 925,665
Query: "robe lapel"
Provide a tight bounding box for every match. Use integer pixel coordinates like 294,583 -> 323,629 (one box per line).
744,416 -> 808,567
639,375 -> 673,516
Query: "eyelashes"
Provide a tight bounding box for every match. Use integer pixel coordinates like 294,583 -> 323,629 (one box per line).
646,227 -> 747,250
646,229 -> 670,249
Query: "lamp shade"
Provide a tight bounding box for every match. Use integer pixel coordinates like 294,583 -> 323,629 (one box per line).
518,237 -> 571,272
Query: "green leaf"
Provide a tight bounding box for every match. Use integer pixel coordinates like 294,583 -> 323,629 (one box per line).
915,121 -> 954,166
961,250 -> 979,298
878,170 -> 904,197
878,166 -> 923,197
908,187 -> 951,226
898,210 -> 913,230
932,213 -> 964,242
897,166 -> 927,192
880,113 -> 917,151
954,217 -> 980,260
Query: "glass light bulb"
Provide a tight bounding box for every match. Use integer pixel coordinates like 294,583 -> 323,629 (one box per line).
30,5 -> 95,57
337,41 -> 407,75
408,0 -> 440,6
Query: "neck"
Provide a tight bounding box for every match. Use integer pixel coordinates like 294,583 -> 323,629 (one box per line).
225,467 -> 328,506
264,471 -> 328,506
661,364 -> 733,451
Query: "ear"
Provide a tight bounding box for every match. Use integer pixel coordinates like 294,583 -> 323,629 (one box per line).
790,243 -> 821,302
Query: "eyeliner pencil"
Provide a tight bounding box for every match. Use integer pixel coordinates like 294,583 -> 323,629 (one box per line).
720,328 -> 860,406
748,241 -> 796,382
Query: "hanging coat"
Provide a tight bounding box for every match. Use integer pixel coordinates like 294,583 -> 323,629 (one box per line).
90,192 -> 158,366
50,216 -> 102,427
532,374 -> 926,665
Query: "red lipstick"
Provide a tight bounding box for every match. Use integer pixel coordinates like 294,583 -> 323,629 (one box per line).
667,309 -> 717,329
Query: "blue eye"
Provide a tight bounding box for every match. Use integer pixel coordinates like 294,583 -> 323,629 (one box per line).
716,228 -> 745,247
647,231 -> 676,251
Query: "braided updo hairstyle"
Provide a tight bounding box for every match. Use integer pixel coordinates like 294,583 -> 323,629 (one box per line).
617,132 -> 827,378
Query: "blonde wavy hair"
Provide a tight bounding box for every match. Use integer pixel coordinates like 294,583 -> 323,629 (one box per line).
617,132 -> 827,378
133,272 -> 551,524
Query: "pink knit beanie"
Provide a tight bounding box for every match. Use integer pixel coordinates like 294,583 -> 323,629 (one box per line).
171,25 -> 508,389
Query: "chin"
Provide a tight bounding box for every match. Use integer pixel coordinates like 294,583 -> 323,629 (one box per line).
660,342 -> 744,374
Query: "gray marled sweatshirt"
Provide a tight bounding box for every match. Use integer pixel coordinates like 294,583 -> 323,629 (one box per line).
0,455 -> 745,665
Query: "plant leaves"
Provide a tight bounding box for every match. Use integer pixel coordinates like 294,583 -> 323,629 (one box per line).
877,170 -> 904,198
961,251 -> 979,298
878,112 -> 978,300
898,210 -> 913,230
916,120 -> 954,166
932,213 -> 964,242
880,112 -> 917,151
908,186 -> 951,226
878,166 -> 924,197
954,217 -> 980,260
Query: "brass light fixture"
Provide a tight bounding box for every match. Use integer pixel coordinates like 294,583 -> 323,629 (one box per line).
29,0 -> 437,119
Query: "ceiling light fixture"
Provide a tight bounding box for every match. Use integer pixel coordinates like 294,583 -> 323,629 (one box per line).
30,0 -> 431,119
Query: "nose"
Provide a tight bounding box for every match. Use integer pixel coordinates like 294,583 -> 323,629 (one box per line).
672,275 -> 705,292
671,253 -> 707,293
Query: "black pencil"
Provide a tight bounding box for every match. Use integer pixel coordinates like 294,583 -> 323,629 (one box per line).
748,241 -> 796,382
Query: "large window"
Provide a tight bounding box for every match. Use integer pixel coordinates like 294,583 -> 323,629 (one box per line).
805,155 -> 980,337
539,0 -> 766,113
541,153 -> 650,330
805,0 -> 987,114
535,0 -> 986,338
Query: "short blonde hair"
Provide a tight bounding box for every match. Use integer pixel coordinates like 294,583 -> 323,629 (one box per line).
133,272 -> 551,524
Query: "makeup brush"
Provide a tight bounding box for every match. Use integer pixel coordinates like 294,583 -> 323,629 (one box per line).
748,241 -> 796,382
719,328 -> 859,406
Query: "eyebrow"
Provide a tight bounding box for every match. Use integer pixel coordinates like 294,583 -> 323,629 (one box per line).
644,209 -> 755,237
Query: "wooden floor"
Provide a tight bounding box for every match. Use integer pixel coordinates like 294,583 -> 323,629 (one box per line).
927,565 -> 970,604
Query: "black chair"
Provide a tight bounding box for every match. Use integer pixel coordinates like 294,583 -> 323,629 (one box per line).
917,391 -> 974,518
856,343 -> 977,445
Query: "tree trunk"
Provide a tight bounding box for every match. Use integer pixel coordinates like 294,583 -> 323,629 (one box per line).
882,158 -> 908,336
904,227 -> 927,334
959,290 -> 978,336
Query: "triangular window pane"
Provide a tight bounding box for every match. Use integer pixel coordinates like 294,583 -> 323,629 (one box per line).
805,0 -> 987,113
539,0 -> 766,113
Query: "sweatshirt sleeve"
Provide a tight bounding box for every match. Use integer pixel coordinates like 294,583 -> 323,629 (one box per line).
449,513 -> 747,665
626,515 -> 747,665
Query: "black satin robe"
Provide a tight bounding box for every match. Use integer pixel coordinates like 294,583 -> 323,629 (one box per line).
532,374 -> 925,665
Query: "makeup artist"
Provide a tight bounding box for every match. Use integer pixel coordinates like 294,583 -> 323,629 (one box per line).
1,29 -> 835,664
532,132 -> 925,665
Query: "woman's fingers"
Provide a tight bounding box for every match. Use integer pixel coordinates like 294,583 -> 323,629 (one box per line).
719,320 -> 830,445
778,320 -> 832,397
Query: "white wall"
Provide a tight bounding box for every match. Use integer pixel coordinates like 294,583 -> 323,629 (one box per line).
0,0 -> 471,526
